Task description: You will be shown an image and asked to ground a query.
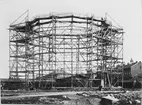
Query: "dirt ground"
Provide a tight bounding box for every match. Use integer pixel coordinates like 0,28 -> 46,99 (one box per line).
1,90 -> 142,105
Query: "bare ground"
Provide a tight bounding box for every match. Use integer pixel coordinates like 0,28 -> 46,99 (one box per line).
1,90 -> 142,105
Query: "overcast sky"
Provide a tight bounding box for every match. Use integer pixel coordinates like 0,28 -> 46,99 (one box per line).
0,0 -> 142,78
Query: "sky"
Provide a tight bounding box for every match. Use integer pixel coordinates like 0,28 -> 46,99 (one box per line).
0,0 -> 142,78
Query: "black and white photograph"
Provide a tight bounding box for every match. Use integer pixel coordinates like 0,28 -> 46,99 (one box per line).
0,0 -> 142,104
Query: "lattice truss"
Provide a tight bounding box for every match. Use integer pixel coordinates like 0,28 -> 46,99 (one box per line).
9,13 -> 123,85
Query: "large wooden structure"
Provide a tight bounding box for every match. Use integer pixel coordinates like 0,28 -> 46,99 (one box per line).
9,12 -> 124,88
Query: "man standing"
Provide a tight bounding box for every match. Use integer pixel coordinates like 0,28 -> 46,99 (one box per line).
132,79 -> 136,91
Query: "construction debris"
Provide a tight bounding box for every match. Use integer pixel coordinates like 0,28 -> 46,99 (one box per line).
1,90 -> 141,104
100,94 -> 119,105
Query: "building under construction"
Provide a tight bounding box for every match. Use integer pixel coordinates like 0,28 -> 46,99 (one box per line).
8,12 -> 124,89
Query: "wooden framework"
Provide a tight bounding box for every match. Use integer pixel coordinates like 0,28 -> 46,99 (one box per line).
9,12 -> 124,88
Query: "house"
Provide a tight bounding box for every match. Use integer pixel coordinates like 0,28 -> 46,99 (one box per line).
122,61 -> 142,88
131,61 -> 142,83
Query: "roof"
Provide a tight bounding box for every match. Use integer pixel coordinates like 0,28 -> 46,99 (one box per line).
123,62 -> 137,69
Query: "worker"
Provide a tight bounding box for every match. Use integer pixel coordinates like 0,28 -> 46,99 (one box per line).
99,85 -> 102,91
132,79 -> 137,91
